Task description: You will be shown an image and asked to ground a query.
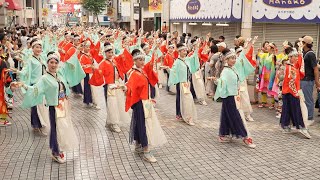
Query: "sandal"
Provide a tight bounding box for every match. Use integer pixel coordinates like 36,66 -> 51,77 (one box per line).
258,104 -> 265,108
176,115 -> 183,121
218,136 -> 232,143
250,101 -> 259,105
269,104 -> 275,109
243,138 -> 256,149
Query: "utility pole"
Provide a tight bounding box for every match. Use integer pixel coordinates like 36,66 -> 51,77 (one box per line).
138,0 -> 141,29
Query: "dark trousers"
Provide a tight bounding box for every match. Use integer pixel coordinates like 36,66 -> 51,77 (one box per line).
31,106 -> 42,129
280,93 -> 305,129
150,85 -> 156,99
72,83 -> 83,94
220,96 -> 248,138
176,83 -> 182,117
190,76 -> 197,99
164,69 -> 170,92
49,106 -> 60,155
131,101 -> 148,147
83,73 -> 93,104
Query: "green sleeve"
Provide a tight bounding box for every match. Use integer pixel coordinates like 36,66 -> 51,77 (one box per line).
186,50 -> 200,74
62,53 -> 86,87
18,60 -> 31,87
168,61 -> 180,86
234,51 -> 255,82
20,77 -> 46,108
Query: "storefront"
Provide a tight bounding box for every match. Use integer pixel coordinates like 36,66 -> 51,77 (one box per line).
252,0 -> 320,56
170,0 -> 243,46
170,0 -> 320,56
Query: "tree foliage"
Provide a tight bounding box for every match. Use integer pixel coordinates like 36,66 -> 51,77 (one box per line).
82,0 -> 107,16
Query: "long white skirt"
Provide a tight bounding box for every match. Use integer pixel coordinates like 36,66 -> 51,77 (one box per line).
192,69 -> 206,101
298,90 -> 309,128
106,86 -> 130,126
204,62 -> 215,95
37,100 -> 50,134
235,96 -> 251,137
239,80 -> 253,114
157,62 -> 166,85
89,74 -> 100,105
142,100 -> 167,148
179,82 -> 197,123
56,99 -> 79,151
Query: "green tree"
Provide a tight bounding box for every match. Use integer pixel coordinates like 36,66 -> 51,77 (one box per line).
82,0 -> 107,26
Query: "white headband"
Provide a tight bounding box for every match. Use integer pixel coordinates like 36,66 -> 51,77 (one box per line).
288,48 -> 298,57
32,40 -> 42,47
236,46 -> 243,54
133,52 -> 145,60
47,53 -> 60,62
83,41 -> 91,47
224,51 -> 236,60
142,43 -> 150,50
104,45 -> 113,52
168,44 -> 175,48
178,46 -> 187,51
74,36 -> 80,40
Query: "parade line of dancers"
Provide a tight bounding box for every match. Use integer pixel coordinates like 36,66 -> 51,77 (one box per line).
0,26 -> 313,163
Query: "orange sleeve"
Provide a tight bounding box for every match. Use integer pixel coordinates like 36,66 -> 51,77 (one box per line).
245,46 -> 256,67
65,47 -> 76,62
122,48 -> 134,73
296,54 -> 305,79
143,54 -> 158,86
160,45 -> 167,54
89,69 -> 104,86
173,51 -> 179,59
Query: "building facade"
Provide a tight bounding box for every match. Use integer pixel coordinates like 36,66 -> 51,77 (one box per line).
170,0 -> 320,56
0,0 -> 46,28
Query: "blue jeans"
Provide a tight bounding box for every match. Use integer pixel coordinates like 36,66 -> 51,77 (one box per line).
300,80 -> 314,120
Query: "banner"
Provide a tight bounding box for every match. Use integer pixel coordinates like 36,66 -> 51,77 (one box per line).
252,0 -> 320,23
121,2 -> 131,16
42,8 -> 49,17
149,0 -> 162,12
64,0 -> 81,4
57,3 -> 74,13
170,0 -> 242,22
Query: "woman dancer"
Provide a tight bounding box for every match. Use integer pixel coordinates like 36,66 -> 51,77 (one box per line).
162,43 -> 178,93
17,39 -> 49,135
125,49 -> 167,163
209,38 -> 257,148
13,51 -> 85,163
235,45 -> 255,122
89,43 -> 131,132
168,42 -> 199,126
80,40 -> 100,109
278,47 -> 311,138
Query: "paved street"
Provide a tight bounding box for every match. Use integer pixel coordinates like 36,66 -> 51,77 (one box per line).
1,86 -> 320,180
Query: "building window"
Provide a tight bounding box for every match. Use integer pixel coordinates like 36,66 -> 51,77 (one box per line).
26,0 -> 32,7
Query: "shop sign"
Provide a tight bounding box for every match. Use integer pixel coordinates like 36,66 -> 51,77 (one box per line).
64,0 -> 81,4
263,0 -> 312,8
253,0 -> 320,22
57,3 -> 74,13
186,0 -> 201,15
170,0 -> 242,22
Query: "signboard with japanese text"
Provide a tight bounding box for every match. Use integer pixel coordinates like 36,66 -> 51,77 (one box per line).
252,0 -> 320,23
57,3 -> 74,13
149,0 -> 162,12
170,0 -> 242,22
64,0 -> 81,4
121,1 -> 131,17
